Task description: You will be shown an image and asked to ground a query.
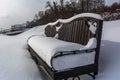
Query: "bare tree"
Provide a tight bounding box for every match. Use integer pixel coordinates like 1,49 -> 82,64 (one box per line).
38,11 -> 44,19
34,14 -> 39,20
46,1 -> 54,12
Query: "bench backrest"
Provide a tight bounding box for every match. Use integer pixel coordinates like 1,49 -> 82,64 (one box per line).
45,13 -> 103,46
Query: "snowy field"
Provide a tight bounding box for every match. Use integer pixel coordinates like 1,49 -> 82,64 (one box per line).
0,20 -> 120,80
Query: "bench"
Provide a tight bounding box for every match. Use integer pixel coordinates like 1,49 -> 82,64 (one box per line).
27,13 -> 103,80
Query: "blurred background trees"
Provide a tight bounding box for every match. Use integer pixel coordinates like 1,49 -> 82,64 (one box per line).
29,0 -> 106,27
12,0 -> 120,28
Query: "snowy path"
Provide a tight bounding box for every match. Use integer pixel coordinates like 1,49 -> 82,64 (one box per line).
0,20 -> 120,80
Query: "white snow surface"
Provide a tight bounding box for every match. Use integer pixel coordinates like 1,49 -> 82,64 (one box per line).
0,26 -> 46,80
46,13 -> 102,27
56,24 -> 63,32
28,36 -> 83,66
85,38 -> 97,49
0,20 -> 120,80
28,36 -> 95,70
88,21 -> 97,34
52,51 -> 95,70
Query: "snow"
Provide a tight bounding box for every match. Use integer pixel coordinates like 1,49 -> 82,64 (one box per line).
102,20 -> 120,42
84,38 -> 97,49
56,24 -> 63,32
54,33 -> 58,38
28,36 -> 96,70
28,36 -> 83,67
46,13 -> 103,27
0,26 -> 46,80
53,51 -> 95,71
88,21 -> 97,34
97,20 -> 120,80
0,19 -> 120,80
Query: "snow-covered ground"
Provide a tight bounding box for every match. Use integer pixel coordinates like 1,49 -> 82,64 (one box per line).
0,20 -> 120,80
98,20 -> 120,80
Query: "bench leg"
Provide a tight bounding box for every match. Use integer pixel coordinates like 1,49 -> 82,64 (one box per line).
94,71 -> 98,75
88,73 -> 96,79
72,76 -> 80,80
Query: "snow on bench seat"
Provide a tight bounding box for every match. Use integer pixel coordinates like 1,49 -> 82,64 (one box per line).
28,36 -> 96,70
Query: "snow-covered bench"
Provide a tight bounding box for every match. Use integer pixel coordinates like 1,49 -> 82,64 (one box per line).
27,13 -> 103,80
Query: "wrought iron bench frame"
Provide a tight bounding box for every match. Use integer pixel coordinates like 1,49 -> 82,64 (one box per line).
27,13 -> 103,80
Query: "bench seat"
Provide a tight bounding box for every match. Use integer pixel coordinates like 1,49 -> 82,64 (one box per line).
28,36 -> 96,71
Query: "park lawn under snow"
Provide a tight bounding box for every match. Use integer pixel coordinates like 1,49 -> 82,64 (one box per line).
0,20 -> 120,80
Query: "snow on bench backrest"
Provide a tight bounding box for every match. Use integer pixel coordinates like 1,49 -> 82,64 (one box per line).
45,13 -> 103,46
